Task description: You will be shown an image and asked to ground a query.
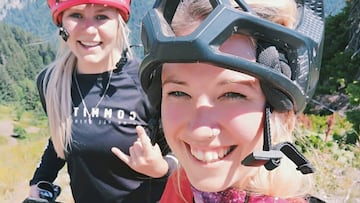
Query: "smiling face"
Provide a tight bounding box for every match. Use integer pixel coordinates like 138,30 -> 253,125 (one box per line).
161,35 -> 267,192
62,4 -> 122,73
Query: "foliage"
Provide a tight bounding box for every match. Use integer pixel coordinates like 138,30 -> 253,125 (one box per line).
13,125 -> 26,139
346,80 -> 360,134
296,113 -> 356,148
315,3 -> 357,95
295,113 -> 360,200
2,1 -> 56,39
310,2 -> 360,138
0,22 -> 55,112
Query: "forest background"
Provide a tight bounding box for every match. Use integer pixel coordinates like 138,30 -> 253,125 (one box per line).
0,0 -> 359,202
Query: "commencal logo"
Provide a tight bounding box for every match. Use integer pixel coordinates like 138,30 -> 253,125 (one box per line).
72,106 -> 138,125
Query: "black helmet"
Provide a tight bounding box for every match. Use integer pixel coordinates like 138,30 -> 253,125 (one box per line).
139,0 -> 325,113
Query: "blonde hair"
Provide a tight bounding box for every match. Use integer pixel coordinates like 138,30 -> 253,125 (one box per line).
41,15 -> 133,159
246,0 -> 298,28
242,111 -> 313,198
172,0 -> 298,31
171,0 -> 313,198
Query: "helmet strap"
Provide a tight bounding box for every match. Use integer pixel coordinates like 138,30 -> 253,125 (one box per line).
241,104 -> 315,174
59,26 -> 69,42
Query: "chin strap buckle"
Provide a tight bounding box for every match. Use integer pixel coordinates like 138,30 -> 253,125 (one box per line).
241,105 -> 315,174
242,142 -> 315,174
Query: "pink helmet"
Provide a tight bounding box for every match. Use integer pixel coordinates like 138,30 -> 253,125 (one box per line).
47,0 -> 131,26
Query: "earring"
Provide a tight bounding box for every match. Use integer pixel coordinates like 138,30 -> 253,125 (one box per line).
59,27 -> 69,41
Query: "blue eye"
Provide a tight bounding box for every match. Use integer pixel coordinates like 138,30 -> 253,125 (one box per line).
96,15 -> 109,20
168,91 -> 189,97
69,13 -> 82,19
222,92 -> 245,99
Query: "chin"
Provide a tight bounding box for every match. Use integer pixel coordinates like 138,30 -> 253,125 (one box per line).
187,173 -> 234,193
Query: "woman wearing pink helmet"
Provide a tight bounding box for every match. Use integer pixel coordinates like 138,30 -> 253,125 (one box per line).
25,0 -> 176,202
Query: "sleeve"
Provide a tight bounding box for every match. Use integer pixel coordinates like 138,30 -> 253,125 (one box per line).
30,67 -> 65,186
36,67 -> 48,113
29,139 -> 66,185
160,169 -> 194,203
151,120 -> 178,178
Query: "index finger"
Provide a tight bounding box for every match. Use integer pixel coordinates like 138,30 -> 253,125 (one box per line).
136,125 -> 152,151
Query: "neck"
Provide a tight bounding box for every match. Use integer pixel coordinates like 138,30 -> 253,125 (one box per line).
76,51 -> 122,74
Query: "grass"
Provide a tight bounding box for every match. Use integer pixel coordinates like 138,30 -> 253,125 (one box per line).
296,113 -> 360,202
307,146 -> 360,202
0,105 -> 74,203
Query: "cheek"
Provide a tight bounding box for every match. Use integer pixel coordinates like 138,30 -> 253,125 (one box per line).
226,111 -> 264,144
161,101 -> 191,147
62,20 -> 77,34
100,22 -> 119,40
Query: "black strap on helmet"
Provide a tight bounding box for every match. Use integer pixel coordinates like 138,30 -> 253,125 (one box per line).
242,104 -> 315,174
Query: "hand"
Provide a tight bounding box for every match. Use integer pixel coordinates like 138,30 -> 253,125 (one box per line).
111,126 -> 169,178
29,185 -> 40,198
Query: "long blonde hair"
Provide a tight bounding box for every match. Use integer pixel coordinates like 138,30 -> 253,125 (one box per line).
41,15 -> 133,159
171,0 -> 313,199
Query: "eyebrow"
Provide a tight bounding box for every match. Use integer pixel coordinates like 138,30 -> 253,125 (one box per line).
162,77 -> 187,86
219,78 -> 259,93
219,77 -> 257,86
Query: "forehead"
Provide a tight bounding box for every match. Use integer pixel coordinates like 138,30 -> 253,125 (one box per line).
162,62 -> 258,83
162,34 -> 257,80
219,34 -> 256,61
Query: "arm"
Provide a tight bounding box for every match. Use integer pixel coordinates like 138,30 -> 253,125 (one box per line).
111,125 -> 177,178
29,68 -> 65,196
29,139 -> 65,197
111,58 -> 177,178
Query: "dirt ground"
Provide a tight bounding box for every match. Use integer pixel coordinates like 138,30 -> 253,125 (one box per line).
0,119 -> 17,145
0,119 -> 74,203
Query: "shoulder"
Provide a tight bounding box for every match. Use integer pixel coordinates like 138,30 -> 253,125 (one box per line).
122,57 -> 140,75
36,67 -> 48,86
120,57 -> 143,87
36,65 -> 54,89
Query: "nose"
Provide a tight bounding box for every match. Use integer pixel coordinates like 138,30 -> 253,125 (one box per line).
81,18 -> 97,33
188,95 -> 219,141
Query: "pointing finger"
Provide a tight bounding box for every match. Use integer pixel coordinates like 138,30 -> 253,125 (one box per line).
136,126 -> 152,151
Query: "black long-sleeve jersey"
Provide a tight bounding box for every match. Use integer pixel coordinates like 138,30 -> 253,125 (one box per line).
29,58 -> 176,203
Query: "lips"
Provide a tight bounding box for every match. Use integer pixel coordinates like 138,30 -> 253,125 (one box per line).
190,145 -> 236,163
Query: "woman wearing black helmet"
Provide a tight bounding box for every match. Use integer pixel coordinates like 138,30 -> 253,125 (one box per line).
25,0 -> 176,202
138,0 -> 325,202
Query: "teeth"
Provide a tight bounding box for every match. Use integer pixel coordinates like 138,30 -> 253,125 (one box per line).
81,41 -> 100,46
191,147 -> 232,163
